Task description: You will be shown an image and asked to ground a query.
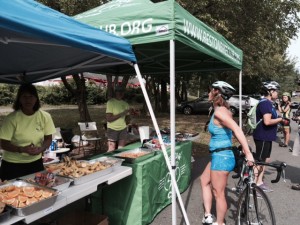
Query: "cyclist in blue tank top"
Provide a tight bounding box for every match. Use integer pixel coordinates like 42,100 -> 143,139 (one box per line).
200,81 -> 254,225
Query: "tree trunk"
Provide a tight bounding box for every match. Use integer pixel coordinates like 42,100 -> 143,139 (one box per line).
61,73 -> 91,122
175,77 -> 181,104
182,80 -> 188,101
152,78 -> 160,112
160,79 -> 168,112
106,75 -> 113,99
106,74 -> 131,99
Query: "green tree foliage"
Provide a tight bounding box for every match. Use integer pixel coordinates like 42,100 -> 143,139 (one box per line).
39,84 -> 73,105
0,84 -> 18,105
0,83 -> 107,106
178,0 -> 300,96
37,0 -> 108,16
38,0 -> 300,103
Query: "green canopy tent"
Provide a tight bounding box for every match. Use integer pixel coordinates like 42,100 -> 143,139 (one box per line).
75,0 -> 242,74
76,1 -> 243,224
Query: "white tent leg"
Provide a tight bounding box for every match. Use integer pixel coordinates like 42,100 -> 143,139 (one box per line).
170,39 -> 176,225
239,71 -> 242,127
133,64 -> 190,225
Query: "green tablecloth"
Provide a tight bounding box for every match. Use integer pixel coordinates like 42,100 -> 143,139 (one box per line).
91,141 -> 192,225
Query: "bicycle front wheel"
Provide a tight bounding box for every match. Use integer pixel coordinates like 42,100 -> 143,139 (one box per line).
236,185 -> 276,225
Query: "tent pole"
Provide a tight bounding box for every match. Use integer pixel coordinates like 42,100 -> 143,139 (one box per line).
239,70 -> 242,127
170,39 -> 176,225
133,64 -> 190,225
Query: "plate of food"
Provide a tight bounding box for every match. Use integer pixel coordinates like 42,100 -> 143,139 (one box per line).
0,180 -> 59,216
89,156 -> 124,168
45,156 -> 113,185
113,148 -> 155,163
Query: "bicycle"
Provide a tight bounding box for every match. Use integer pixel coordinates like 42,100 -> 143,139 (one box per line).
232,152 -> 286,225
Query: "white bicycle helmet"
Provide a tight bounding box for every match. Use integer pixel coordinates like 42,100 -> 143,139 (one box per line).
211,81 -> 235,100
262,81 -> 280,91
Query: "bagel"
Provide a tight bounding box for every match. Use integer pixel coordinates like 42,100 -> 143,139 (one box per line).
22,187 -> 35,198
7,189 -> 20,199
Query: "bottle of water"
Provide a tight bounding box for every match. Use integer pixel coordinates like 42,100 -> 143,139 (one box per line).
50,140 -> 57,151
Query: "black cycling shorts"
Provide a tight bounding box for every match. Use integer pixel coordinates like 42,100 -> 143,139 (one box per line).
254,139 -> 272,161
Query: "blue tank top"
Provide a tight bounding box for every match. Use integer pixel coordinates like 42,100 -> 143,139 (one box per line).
208,114 -> 232,151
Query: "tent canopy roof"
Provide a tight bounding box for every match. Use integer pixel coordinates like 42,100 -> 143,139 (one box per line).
75,0 -> 243,75
0,0 -> 137,84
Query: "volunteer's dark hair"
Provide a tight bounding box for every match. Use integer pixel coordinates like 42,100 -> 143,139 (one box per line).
260,89 -> 269,96
13,84 -> 41,111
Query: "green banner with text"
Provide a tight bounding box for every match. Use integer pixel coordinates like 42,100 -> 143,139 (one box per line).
91,141 -> 192,225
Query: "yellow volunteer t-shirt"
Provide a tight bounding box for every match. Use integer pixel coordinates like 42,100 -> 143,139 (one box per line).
0,110 -> 56,163
106,98 -> 129,131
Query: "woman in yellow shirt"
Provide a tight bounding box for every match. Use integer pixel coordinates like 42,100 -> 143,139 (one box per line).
0,84 -> 56,180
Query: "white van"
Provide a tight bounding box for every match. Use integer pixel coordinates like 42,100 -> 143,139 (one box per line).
292,91 -> 300,97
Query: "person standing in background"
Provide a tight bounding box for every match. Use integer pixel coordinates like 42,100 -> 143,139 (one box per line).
278,92 -> 292,151
253,81 -> 284,192
0,84 -> 56,181
106,86 -> 130,152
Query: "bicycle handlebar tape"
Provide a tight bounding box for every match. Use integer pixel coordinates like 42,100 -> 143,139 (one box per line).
281,118 -> 290,126
271,163 -> 286,183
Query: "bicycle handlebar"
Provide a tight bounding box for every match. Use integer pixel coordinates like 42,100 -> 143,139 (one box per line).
254,161 -> 287,183
232,158 -> 287,183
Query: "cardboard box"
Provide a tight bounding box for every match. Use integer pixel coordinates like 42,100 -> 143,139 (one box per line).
57,211 -> 108,225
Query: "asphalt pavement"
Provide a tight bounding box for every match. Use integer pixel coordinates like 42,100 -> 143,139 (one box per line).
151,117 -> 300,225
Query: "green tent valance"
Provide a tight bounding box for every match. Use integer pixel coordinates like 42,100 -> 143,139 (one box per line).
75,0 -> 243,74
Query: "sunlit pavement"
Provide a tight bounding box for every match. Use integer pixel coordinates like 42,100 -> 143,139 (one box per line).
151,110 -> 300,225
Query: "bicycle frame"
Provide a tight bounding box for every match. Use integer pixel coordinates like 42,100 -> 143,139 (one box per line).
234,158 -> 286,225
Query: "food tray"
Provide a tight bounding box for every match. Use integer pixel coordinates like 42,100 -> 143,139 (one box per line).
0,180 -> 59,216
89,156 -> 124,168
176,132 -> 199,141
44,160 -> 113,186
20,171 -> 72,191
113,148 -> 155,163
70,165 -> 113,185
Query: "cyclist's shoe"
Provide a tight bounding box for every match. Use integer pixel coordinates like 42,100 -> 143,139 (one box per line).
289,147 -> 293,152
279,142 -> 287,147
202,214 -> 213,224
258,183 -> 273,192
291,183 -> 300,190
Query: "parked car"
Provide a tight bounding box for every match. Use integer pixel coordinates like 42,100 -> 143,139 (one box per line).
176,95 -> 211,115
290,101 -> 299,109
292,91 -> 300,97
176,95 -> 251,115
227,95 -> 251,115
248,97 -> 259,107
248,94 -> 263,100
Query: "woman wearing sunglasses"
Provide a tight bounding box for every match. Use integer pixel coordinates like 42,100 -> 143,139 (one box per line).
200,81 -> 254,225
